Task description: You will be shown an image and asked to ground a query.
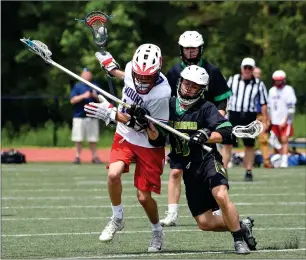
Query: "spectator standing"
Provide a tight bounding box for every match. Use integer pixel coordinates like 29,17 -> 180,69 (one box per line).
70,68 -> 101,164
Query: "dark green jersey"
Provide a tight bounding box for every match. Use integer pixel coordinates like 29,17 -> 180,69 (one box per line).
168,97 -> 232,165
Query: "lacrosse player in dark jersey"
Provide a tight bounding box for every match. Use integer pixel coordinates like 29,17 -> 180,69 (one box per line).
161,31 -> 231,226
128,65 -> 256,254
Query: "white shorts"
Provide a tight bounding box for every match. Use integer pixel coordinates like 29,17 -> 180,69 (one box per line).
71,117 -> 99,142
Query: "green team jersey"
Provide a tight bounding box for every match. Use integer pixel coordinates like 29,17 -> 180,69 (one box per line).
167,97 -> 232,165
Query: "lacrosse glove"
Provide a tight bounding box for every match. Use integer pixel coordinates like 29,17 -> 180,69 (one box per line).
84,95 -> 117,126
189,128 -> 211,146
125,104 -> 150,132
95,51 -> 120,78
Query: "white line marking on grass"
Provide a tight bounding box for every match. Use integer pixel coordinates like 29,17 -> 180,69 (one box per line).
4,185 -> 303,192
42,248 -> 306,259
2,228 -> 306,237
2,202 -> 306,209
2,193 -> 305,200
2,213 -> 306,221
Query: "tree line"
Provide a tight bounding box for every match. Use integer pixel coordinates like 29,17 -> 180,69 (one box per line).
2,1 -> 306,129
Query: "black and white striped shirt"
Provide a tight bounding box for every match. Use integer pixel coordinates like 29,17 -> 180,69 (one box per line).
227,74 -> 268,112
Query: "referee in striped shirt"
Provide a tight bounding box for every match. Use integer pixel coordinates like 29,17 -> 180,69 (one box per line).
223,58 -> 268,181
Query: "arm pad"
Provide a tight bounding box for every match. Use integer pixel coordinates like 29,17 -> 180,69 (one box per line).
215,126 -> 233,144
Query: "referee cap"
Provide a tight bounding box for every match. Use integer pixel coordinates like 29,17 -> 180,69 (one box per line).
241,58 -> 255,68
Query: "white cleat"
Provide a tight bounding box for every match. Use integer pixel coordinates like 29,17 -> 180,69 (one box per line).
160,211 -> 178,227
148,230 -> 164,252
280,161 -> 288,168
99,217 -> 125,242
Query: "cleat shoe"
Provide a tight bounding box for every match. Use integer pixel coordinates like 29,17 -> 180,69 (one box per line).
241,217 -> 257,250
73,157 -> 81,164
160,211 -> 178,226
92,157 -> 102,164
99,217 -> 125,242
234,240 -> 250,254
244,170 -> 253,181
148,230 -> 164,252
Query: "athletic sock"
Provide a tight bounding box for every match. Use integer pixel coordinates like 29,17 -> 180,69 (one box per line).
168,204 -> 179,214
111,204 -> 123,219
152,222 -> 163,231
231,229 -> 244,242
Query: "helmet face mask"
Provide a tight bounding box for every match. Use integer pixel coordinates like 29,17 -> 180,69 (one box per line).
177,65 -> 209,106
132,44 -> 162,94
132,70 -> 159,94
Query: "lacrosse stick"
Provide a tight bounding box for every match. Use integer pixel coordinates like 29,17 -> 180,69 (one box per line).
20,39 -> 264,152
79,11 -> 117,103
232,120 -> 264,139
19,38 -> 212,152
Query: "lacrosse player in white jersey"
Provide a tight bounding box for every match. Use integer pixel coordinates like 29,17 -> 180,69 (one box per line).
268,70 -> 297,168
84,44 -> 171,252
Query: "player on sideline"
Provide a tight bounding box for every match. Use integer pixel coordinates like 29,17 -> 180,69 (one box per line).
135,65 -> 257,254
161,31 -> 231,226
268,70 -> 297,168
84,44 -> 171,252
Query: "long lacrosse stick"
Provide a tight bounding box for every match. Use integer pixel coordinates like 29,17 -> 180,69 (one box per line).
78,11 -> 116,103
19,38 -> 212,152
20,39 -> 264,152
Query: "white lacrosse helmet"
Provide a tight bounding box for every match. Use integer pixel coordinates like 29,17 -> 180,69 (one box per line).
132,44 -> 162,94
272,70 -> 286,88
272,70 -> 286,80
177,65 -> 209,106
178,31 -> 204,64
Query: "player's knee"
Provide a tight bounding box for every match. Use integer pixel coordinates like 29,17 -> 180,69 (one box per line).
137,190 -> 151,206
170,168 -> 183,180
212,186 -> 229,207
107,170 -> 122,184
198,220 -> 213,231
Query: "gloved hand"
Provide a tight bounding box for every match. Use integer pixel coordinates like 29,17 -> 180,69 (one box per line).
84,95 -> 117,126
95,51 -> 120,76
189,128 -> 211,146
125,104 -> 150,132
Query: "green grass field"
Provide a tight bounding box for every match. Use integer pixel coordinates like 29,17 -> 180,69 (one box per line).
1,163 -> 306,259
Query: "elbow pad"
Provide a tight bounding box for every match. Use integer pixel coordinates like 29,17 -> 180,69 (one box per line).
148,133 -> 166,147
215,126 -> 233,144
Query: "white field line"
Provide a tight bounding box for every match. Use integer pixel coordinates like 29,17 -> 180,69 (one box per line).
2,193 -> 305,200
2,213 -> 306,221
41,248 -> 306,259
2,228 -> 306,237
3,185 -> 303,192
2,202 -> 306,209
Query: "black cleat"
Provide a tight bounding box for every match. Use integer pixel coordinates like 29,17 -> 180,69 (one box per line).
241,217 -> 257,250
244,170 -> 253,181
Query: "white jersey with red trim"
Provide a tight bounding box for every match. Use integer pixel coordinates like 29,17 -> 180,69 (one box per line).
116,61 -> 171,148
268,85 -> 297,125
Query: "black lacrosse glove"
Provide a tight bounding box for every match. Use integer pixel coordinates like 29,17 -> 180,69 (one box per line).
189,128 -> 212,146
125,104 -> 150,132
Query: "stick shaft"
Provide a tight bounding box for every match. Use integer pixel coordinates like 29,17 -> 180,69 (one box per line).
50,60 -> 212,152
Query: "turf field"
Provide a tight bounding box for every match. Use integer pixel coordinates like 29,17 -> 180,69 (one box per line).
1,163 -> 306,259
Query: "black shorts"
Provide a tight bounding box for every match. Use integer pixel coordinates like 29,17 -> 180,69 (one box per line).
169,158 -> 183,170
224,111 -> 257,147
183,157 -> 229,217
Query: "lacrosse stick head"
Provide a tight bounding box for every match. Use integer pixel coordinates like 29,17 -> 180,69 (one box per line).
232,120 -> 263,139
20,38 -> 52,63
83,11 -> 111,47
